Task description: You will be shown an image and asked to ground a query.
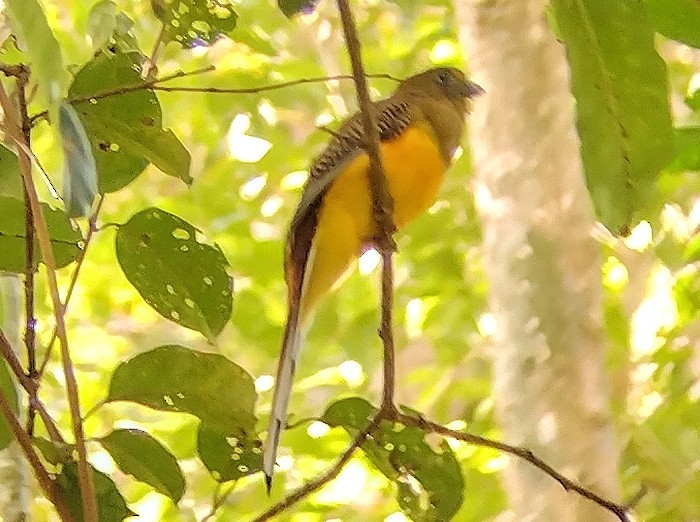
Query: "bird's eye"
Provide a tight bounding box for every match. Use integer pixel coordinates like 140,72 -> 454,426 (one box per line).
436,70 -> 451,84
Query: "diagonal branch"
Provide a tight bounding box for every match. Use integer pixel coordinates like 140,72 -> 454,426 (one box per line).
0,387 -> 74,521
395,411 -> 630,521
0,79 -> 98,520
252,414 -> 382,522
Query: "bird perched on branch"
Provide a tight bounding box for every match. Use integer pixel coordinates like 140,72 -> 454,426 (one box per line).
264,67 -> 483,490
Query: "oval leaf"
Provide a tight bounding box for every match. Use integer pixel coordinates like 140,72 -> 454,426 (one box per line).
115,207 -> 232,339
69,51 -> 191,193
197,423 -> 262,482
60,103 -> 98,218
550,0 -> 674,233
100,428 -> 185,502
107,345 -> 256,434
57,462 -> 134,522
0,196 -> 82,273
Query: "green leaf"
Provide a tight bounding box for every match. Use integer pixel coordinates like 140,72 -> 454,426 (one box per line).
6,0 -> 65,110
59,104 -> 98,218
642,0 -> 700,48
323,398 -> 465,521
107,345 -> 257,434
69,51 -> 191,193
0,361 -> 17,449
99,428 -> 185,502
278,0 -> 320,18
115,207 -> 232,339
150,0 -> 237,48
667,127 -> 700,173
550,0 -> 674,233
57,462 -> 134,522
684,233 -> 700,263
0,196 -> 82,273
87,1 -> 139,53
33,437 -> 74,465
0,145 -> 21,198
197,423 -> 262,482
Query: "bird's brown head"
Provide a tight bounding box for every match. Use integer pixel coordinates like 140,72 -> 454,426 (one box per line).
398,67 -> 484,108
395,67 -> 482,161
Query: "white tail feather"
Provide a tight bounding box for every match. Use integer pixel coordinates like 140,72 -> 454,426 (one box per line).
263,315 -> 303,490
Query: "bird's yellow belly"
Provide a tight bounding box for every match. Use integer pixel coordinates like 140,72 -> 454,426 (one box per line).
299,123 -> 448,319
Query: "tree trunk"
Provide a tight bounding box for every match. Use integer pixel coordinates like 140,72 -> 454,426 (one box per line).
455,0 -> 622,519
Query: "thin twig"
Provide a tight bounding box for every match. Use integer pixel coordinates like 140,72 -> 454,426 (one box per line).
15,68 -> 39,437
0,329 -> 64,443
200,482 -> 236,522
395,412 -> 630,521
38,196 -> 104,377
142,24 -> 166,79
0,379 -> 74,520
252,414 -> 382,522
29,71 -> 398,125
28,66 -> 216,124
0,80 -> 98,521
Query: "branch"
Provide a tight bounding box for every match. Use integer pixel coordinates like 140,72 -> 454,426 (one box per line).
0,329 -> 64,443
394,412 -> 630,521
0,376 -> 74,521
28,69 -> 398,125
336,0 -> 397,415
252,414 -> 382,522
38,196 -> 104,377
0,80 -> 98,520
335,0 -> 396,253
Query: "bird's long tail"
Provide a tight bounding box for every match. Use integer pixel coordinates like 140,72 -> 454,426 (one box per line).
263,296 -> 305,493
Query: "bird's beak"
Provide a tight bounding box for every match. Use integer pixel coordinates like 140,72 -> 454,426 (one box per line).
463,80 -> 485,98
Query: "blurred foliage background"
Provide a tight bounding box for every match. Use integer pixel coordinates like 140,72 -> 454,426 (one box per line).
0,0 -> 699,520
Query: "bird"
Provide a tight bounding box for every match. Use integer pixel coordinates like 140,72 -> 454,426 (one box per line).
263,67 -> 484,491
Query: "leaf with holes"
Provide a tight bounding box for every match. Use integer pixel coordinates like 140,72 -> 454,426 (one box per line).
57,462 -> 134,522
69,51 -> 191,193
323,398 -> 465,521
197,423 -> 262,482
107,345 -> 257,434
115,207 -> 232,339
60,103 -> 98,218
550,0 -> 674,233
87,0 -> 139,53
0,196 -> 82,273
151,0 -> 237,48
99,429 -> 185,502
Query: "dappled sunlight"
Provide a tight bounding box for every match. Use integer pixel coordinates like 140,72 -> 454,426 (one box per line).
227,114 -> 273,163
630,266 -> 678,359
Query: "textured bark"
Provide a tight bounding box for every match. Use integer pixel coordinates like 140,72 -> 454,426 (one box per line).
455,0 -> 621,519
0,276 -> 31,522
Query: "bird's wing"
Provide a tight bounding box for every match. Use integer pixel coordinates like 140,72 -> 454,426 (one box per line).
263,97 -> 416,491
286,97 -> 414,290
